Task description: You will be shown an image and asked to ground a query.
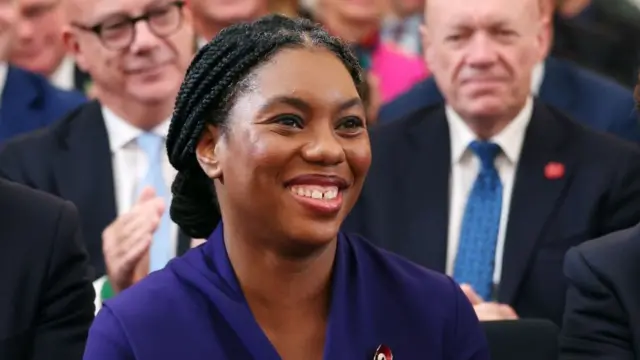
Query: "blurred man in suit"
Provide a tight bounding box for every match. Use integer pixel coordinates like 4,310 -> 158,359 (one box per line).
377,1 -> 640,144
553,0 -> 640,88
0,177 -> 94,359
0,0 -> 195,309
0,0 -> 85,141
190,0 -> 268,47
343,0 -> 640,326
560,224 -> 640,359
10,0 -> 91,92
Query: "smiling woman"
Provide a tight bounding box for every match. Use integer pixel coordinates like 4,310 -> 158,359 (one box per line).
82,14 -> 490,360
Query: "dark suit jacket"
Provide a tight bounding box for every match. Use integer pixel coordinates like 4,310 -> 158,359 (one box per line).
343,101 -> 640,326
0,178 -> 94,359
1,66 -> 86,142
552,4 -> 640,89
377,57 -> 640,143
482,320 -> 559,360
0,101 -> 191,279
560,224 -> 640,359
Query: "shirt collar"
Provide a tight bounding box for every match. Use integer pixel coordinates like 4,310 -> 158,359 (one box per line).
0,62 -> 8,103
447,96 -> 534,165
531,61 -> 545,95
49,56 -> 76,91
101,105 -> 171,153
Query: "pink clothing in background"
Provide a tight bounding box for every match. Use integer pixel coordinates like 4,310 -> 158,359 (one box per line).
370,42 -> 429,103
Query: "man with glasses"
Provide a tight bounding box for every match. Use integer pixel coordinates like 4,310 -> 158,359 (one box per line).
0,0 -> 195,311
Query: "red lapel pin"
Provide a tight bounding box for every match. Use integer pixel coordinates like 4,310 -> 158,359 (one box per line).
544,161 -> 564,180
373,344 -> 393,360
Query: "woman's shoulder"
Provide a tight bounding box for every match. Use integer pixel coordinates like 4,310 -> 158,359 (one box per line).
341,231 -> 458,299
104,266 -> 187,320
102,248 -> 213,327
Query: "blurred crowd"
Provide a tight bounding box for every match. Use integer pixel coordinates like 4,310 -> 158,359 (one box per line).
2,0 -> 640,358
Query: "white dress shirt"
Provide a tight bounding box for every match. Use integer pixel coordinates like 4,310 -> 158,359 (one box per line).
531,62 -> 545,95
101,106 -> 179,256
445,97 -> 534,285
0,62 -> 8,106
50,56 -> 76,91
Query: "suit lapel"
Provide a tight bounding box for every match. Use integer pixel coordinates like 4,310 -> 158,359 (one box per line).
52,101 -> 116,275
0,67 -> 42,141
54,101 -> 192,263
498,101 -> 574,304
403,106 -> 451,271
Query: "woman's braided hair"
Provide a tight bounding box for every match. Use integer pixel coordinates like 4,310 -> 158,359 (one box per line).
166,14 -> 364,238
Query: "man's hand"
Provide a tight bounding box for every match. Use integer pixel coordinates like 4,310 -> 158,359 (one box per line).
461,283 -> 519,321
102,187 -> 164,293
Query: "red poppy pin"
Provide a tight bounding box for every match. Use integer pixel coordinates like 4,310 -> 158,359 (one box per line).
544,161 -> 564,180
373,344 -> 393,360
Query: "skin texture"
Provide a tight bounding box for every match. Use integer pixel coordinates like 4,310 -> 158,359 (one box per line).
422,0 -> 550,139
188,0 -> 268,41
0,0 -> 18,61
195,47 -> 370,359
10,0 -> 66,76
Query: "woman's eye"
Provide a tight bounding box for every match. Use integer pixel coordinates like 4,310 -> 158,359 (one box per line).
337,116 -> 365,130
276,115 -> 304,129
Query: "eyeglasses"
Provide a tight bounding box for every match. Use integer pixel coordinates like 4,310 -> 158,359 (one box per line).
71,1 -> 186,51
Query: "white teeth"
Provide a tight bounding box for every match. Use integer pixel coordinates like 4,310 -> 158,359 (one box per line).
290,186 -> 339,200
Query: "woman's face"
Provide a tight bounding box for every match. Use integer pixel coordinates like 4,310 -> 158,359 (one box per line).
198,47 -> 370,253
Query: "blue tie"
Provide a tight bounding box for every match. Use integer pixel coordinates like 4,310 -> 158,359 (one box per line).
453,141 -> 503,300
137,132 -> 172,272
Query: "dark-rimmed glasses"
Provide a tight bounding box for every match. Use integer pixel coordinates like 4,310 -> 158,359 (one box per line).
71,1 -> 185,51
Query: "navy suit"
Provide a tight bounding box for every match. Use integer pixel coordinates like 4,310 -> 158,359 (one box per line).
343,100 -> 640,326
0,101 -> 191,279
378,57 -> 640,143
560,224 -> 640,359
0,66 -> 86,141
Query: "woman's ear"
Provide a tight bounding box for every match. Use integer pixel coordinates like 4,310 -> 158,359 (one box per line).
195,124 -> 224,179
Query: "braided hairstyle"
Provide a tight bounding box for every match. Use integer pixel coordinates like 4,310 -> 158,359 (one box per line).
167,14 -> 364,239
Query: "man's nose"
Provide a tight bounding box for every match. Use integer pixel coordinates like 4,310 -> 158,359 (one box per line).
465,33 -> 499,67
129,21 -> 161,53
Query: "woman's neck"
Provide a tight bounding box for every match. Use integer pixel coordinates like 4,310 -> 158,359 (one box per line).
224,226 -> 336,313
322,14 -> 378,44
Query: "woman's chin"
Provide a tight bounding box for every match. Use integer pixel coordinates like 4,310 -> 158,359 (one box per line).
279,223 -> 341,256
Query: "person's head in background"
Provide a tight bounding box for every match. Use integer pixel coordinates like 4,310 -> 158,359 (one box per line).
316,0 -> 388,43
9,0 -> 65,77
0,0 -> 18,62
554,0 -> 591,18
422,0 -> 551,138
268,0 -> 299,17
188,0 -> 269,42
168,14 -> 370,252
61,0 -> 194,129
389,0 -> 423,18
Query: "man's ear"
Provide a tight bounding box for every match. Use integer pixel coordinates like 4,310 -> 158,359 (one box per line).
420,24 -> 433,66
195,124 -> 224,180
